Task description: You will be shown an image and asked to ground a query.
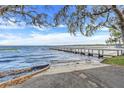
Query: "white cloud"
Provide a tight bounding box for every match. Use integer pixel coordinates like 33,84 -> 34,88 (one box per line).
0,33 -> 19,39
33,26 -> 49,31
0,32 -> 110,45
0,24 -> 66,30
0,25 -> 26,29
57,24 -> 67,28
32,24 -> 67,31
0,17 -> 26,29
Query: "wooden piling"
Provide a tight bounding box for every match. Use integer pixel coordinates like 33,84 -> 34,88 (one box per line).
117,50 -> 119,56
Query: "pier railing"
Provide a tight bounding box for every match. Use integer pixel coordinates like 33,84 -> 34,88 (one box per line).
50,47 -> 124,58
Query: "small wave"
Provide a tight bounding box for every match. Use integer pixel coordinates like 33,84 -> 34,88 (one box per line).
29,55 -> 57,59
41,56 -> 57,59
29,57 -> 42,60
2,55 -> 25,59
0,59 -> 16,63
26,54 -> 42,57
24,60 -> 40,63
0,48 -> 18,51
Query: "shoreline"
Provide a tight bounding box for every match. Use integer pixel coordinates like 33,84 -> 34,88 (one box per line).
0,59 -> 103,88
0,61 -> 110,88
11,62 -> 111,88
0,65 -> 50,88
32,61 -> 110,77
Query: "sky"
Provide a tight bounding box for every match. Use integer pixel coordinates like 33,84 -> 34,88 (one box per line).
0,6 -> 110,46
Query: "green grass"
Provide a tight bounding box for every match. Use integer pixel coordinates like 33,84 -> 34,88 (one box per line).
103,56 -> 124,66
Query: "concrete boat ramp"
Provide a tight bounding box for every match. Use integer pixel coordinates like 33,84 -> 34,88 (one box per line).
10,62 -> 124,88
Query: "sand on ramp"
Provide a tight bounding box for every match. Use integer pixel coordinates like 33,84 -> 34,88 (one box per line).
10,62 -> 111,88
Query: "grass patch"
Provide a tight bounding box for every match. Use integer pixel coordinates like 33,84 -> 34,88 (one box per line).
103,56 -> 124,66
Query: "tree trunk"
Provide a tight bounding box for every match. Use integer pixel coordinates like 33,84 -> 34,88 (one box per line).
121,27 -> 124,44
112,5 -> 124,45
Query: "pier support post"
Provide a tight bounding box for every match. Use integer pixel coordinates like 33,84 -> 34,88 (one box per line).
88,49 -> 90,56
91,49 -> 93,56
83,49 -> 86,55
117,50 -> 119,56
121,50 -> 124,55
98,50 -> 103,58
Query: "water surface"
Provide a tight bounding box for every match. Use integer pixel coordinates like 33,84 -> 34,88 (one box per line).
0,46 -> 102,83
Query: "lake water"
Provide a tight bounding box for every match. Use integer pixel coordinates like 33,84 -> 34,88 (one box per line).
0,46 -> 102,83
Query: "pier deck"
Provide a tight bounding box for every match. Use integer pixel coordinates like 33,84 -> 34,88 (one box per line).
50,47 -> 124,58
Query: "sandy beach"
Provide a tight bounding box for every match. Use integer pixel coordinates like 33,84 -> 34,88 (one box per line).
34,61 -> 110,76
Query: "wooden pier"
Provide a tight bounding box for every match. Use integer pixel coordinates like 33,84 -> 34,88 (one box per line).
50,47 -> 124,58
